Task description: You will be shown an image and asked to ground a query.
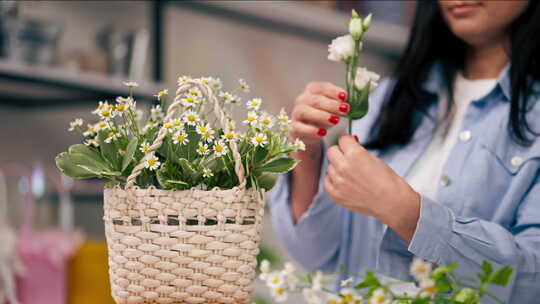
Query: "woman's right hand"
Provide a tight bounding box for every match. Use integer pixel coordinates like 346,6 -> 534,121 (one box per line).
291,81 -> 350,149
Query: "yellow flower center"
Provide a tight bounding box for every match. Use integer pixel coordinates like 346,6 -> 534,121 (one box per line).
173,121 -> 181,126
263,119 -> 270,125
190,90 -> 199,96
247,116 -> 255,122
272,278 -> 280,284
374,295 -> 385,303
99,122 -> 107,128
256,136 -> 264,143
226,133 -> 234,140
327,300 -> 338,304
87,126 -> 94,132
188,115 -> 196,122
425,286 -> 437,295
177,135 -> 185,142
148,158 -> 156,166
164,123 -> 172,129
98,104 -> 105,110
108,105 -> 115,110
417,265 -> 426,274
116,104 -> 125,112
101,110 -> 110,117
203,132 -> 212,139
276,287 -> 284,296
198,146 -> 207,153
187,97 -> 195,103
107,132 -> 115,138
215,145 -> 223,152
143,145 -> 150,151
199,126 -> 207,132
228,124 -> 236,130
343,295 -> 353,302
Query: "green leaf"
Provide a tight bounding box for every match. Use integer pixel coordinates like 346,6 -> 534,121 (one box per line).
77,165 -> 121,177
179,158 -> 198,181
68,144 -> 107,166
97,131 -> 120,170
257,174 -> 277,191
253,146 -> 269,164
453,288 -> 478,303
122,137 -> 139,171
489,266 -> 513,286
55,152 -> 99,179
349,82 -> 370,120
354,270 -> 380,289
256,157 -> 298,174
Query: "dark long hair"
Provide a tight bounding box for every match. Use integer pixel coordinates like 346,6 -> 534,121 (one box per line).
365,0 -> 540,151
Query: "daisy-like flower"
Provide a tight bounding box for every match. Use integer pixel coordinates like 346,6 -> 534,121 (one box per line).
239,78 -> 250,92
251,133 -> 268,147
173,131 -> 189,145
142,121 -> 158,133
104,131 -> 120,144
340,288 -> 362,304
151,105 -> 163,121
278,108 -> 292,125
123,81 -> 139,88
312,271 -> 323,291
259,260 -> 271,281
188,88 -> 202,98
98,105 -> 115,120
83,124 -> 96,137
145,155 -> 161,171
177,75 -> 191,85
84,138 -> 99,147
266,272 -> 285,289
227,121 -> 237,131
243,111 -> 259,126
258,112 -> 275,129
325,293 -> 341,304
170,119 -> 183,128
369,288 -> 391,304
196,142 -> 209,156
196,123 -> 213,136
228,94 -> 240,105
116,96 -> 135,108
219,91 -> 232,103
294,138 -> 306,151
213,140 -> 228,157
246,98 -> 262,110
181,95 -> 200,108
92,101 -> 108,114
419,278 -> 437,298
303,289 -> 322,304
140,142 -> 151,153
271,285 -> 288,303
154,89 -> 168,101
210,77 -> 222,90
94,121 -> 110,132
163,121 -> 175,133
221,130 -> 237,143
68,118 -> 83,132
410,258 -> 432,281
115,103 -> 127,116
183,110 -> 200,126
202,168 -> 213,178
200,77 -> 212,85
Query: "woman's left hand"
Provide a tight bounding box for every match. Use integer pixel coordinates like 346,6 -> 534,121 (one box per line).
325,134 -> 421,242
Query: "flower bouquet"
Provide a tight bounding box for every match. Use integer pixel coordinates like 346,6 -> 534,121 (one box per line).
56,77 -> 303,303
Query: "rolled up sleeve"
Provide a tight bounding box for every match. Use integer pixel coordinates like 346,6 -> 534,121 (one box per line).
269,150 -> 343,272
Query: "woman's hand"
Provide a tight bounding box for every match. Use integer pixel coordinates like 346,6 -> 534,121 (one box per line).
291,82 -> 350,149
325,135 -> 421,242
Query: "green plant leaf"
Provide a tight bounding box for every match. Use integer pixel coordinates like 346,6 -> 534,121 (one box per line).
122,137 -> 139,171
77,165 -> 121,177
97,131 -> 121,170
55,152 -> 99,179
453,288 -> 478,303
253,146 -> 269,164
255,157 -> 298,174
179,158 -> 198,181
257,174 -> 277,191
349,82 -> 370,120
489,266 -> 513,286
354,270 -> 380,289
68,144 -> 107,166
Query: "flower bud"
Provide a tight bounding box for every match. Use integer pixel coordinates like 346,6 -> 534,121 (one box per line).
351,9 -> 360,19
349,18 -> 363,40
363,13 -> 372,31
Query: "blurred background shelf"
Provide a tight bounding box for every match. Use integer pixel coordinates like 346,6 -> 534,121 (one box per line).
0,59 -> 162,108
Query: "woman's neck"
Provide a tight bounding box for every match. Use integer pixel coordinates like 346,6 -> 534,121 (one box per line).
464,39 -> 509,80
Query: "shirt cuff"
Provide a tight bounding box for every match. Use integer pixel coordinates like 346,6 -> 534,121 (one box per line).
407,195 -> 454,263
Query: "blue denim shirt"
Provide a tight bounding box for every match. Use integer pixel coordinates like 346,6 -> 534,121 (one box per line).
269,62 -> 540,303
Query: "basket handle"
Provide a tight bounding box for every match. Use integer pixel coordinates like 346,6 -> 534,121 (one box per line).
125,80 -> 246,190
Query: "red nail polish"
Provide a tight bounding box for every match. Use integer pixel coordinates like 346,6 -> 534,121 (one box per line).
339,103 -> 350,113
317,128 -> 327,136
328,115 -> 340,125
354,135 -> 359,143
338,91 -> 347,102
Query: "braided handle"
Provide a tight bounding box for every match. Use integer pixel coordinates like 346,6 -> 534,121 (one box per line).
125,80 -> 246,190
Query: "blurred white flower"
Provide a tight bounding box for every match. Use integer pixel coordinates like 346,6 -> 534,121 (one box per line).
340,277 -> 353,287
363,13 -> 372,31
177,75 -> 191,84
123,81 -> 139,88
151,105 -> 163,121
104,131 -> 120,144
154,89 -> 168,100
312,271 -> 323,291
325,293 -> 341,304
303,289 -> 322,304
355,67 -> 380,92
410,258 -> 432,281
294,138 -> 306,151
271,285 -> 288,303
259,112 -> 275,129
68,118 -> 83,132
246,98 -> 262,110
420,278 -> 437,298
259,260 -> 271,280
340,288 -> 362,304
239,79 -> 250,92
328,35 -> 355,62
369,288 -> 391,304
83,124 -> 95,137
243,111 -> 259,126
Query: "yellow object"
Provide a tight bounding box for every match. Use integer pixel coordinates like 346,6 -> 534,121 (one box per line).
68,241 -> 115,304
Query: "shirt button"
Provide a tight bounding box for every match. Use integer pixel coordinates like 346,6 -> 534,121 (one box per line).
511,156 -> 524,167
459,130 -> 472,142
440,175 -> 451,187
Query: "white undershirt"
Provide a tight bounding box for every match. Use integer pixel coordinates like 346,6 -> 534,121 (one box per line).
406,73 -> 497,201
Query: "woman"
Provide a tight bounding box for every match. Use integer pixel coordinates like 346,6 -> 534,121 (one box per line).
270,1 -> 540,302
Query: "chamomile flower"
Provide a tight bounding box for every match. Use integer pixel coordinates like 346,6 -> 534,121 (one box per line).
222,130 -> 237,142
171,119 -> 183,128
200,77 -> 212,85
116,96 -> 135,109
196,142 -> 209,156
219,91 -> 232,103
68,118 -> 83,132
294,138 -> 306,151
183,110 -> 200,126
114,103 -> 127,116
123,81 -> 139,88
340,288 -> 362,304
266,272 -> 285,288
188,88 -> 202,98
181,95 -> 201,108
98,105 -> 115,120
251,133 -> 268,147
227,121 -> 237,131
93,101 -> 108,114
210,77 -> 222,90
83,124 -> 96,137
104,131 -> 120,143
163,121 -> 175,133
239,78 -> 250,92
173,131 -> 189,145
258,112 -> 275,129
369,288 -> 391,304
278,108 -> 292,125
140,142 -> 151,153
229,94 -> 240,104
213,140 -> 228,157
325,293 -> 341,304
177,75 -> 191,84
259,260 -> 271,281
154,89 -> 168,101
196,123 -> 213,136
303,289 -> 322,304
202,168 -> 213,178
84,138 -> 99,147
94,121 -> 110,132
246,98 -> 262,110
145,155 -> 161,171
151,105 -> 163,121
410,258 -> 432,281
142,121 -> 158,133
420,278 -> 437,298
243,111 -> 259,126
271,285 -> 288,303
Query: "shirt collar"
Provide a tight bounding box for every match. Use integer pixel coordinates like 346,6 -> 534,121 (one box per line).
420,60 -> 540,102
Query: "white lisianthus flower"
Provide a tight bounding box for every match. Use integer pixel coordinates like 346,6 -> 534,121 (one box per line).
410,258 -> 432,281
369,288 -> 392,304
68,118 -> 83,131
328,35 -> 355,63
349,18 -> 363,40
355,67 -> 380,92
145,155 -> 161,171
303,289 -> 322,304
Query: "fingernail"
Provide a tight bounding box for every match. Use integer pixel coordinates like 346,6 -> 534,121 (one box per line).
317,128 -> 327,136
328,115 -> 340,125
354,135 -> 359,143
339,103 -> 350,113
338,91 -> 347,102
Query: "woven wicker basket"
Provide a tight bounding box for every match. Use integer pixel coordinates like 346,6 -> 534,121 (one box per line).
103,80 -> 265,304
